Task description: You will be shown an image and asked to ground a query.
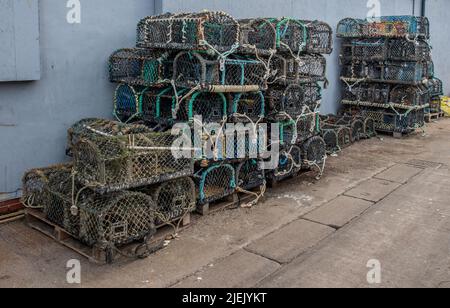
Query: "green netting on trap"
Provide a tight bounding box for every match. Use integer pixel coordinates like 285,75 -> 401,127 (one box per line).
67,118 -> 149,156
108,48 -> 173,87
268,54 -> 327,85
137,12 -> 240,53
22,164 -> 80,235
173,51 -> 267,92
138,177 -> 196,225
229,91 -> 265,123
296,111 -> 320,143
176,91 -> 228,123
195,163 -> 236,205
78,191 -> 156,248
279,120 -> 298,146
337,16 -> 430,39
71,119 -> 194,193
239,18 -> 332,55
267,83 -> 322,120
235,159 -> 265,191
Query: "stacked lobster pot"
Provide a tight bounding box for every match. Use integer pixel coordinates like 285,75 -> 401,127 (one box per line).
337,16 -> 440,135
425,77 -> 444,116
239,18 -> 332,182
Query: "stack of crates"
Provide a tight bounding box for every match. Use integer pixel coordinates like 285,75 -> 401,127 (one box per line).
337,16 -> 439,135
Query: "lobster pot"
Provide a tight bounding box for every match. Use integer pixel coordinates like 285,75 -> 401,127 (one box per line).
342,83 -> 390,104
140,177 -> 196,225
364,117 -> 377,138
267,83 -> 322,119
341,60 -> 383,80
173,52 -> 266,91
227,127 -> 259,160
235,159 -> 265,191
195,164 -> 236,205
302,136 -> 326,166
270,145 -> 302,181
341,39 -> 386,61
388,39 -> 431,61
176,92 -> 227,123
22,164 -> 80,235
140,87 -> 189,125
384,62 -> 427,83
296,111 -> 320,143
334,116 -> 365,142
428,98 -> 441,114
280,121 -> 297,146
322,124 -> 353,149
113,84 -> 145,123
390,85 -> 429,106
362,108 -> 426,133
239,18 -> 277,53
108,48 -> 173,86
337,16 -> 430,39
137,12 -> 240,52
305,21 -> 333,54
427,78 -> 443,97
72,123 -> 194,193
269,54 -> 327,85
230,92 -> 265,122
66,118 -> 149,157
78,191 -> 156,248
322,129 -> 339,153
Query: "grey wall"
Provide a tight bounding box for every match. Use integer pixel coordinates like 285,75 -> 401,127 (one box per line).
0,0 -> 156,200
1,0 -> 449,200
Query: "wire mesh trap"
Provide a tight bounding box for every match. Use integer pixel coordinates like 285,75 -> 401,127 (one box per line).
321,128 -> 340,153
302,136 -> 326,166
266,83 -> 322,120
235,159 -> 265,191
78,190 -> 157,249
335,116 -> 366,142
195,163 -> 236,205
113,84 -> 145,123
340,38 -> 431,62
322,123 -> 353,150
139,177 -> 196,225
176,91 -> 228,123
296,111 -> 320,143
72,119 -> 194,193
229,91 -> 265,122
22,164 -> 81,235
136,12 -> 240,53
342,82 -> 390,105
389,85 -> 429,107
172,51 -> 267,92
268,54 -> 327,85
427,77 -> 443,98
239,18 -> 332,55
360,107 -> 426,134
279,120 -> 298,146
337,16 -> 430,39
109,48 -> 173,87
267,145 -> 302,182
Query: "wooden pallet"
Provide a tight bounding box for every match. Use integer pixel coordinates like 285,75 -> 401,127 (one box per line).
196,187 -> 263,216
425,112 -> 445,122
0,210 -> 25,224
25,208 -> 191,264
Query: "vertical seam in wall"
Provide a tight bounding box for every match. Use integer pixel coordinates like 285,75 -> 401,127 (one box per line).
12,0 -> 17,80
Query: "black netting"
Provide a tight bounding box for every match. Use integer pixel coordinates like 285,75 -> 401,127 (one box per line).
137,12 -> 240,52
302,136 -> 326,165
195,164 -> 236,205
360,107 -> 426,133
304,20 -> 333,54
235,159 -> 265,191
390,85 -> 429,106
230,92 -> 265,122
280,120 -> 297,146
176,92 -> 227,123
108,48 -> 173,86
427,77 -> 443,97
322,129 -> 339,153
269,54 -> 327,85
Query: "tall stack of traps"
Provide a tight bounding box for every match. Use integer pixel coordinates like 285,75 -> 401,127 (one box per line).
337,16 -> 441,135
22,12 -> 333,262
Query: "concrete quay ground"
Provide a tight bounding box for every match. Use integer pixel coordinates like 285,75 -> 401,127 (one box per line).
1,119 -> 449,288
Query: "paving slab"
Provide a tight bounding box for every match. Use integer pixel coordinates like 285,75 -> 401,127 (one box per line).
173,250 -> 280,288
344,178 -> 402,202
303,196 -> 374,228
258,191 -> 450,288
245,219 -> 335,264
374,164 -> 423,184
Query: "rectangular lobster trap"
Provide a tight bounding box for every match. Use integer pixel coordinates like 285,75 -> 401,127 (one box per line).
138,177 -> 196,225
337,16 -> 430,39
22,164 -> 80,235
340,38 -> 431,62
71,119 -> 194,193
359,107 -> 426,134
296,111 -> 320,143
172,51 -> 267,92
175,91 -> 228,123
267,145 -> 303,182
341,82 -> 390,105
108,48 -> 173,87
266,83 -> 322,120
239,18 -> 332,55
268,54 -> 327,85
389,85 -> 429,107
194,163 -> 236,205
229,91 -> 265,123
427,77 -> 443,98
235,159 -> 265,191
136,12 -> 240,52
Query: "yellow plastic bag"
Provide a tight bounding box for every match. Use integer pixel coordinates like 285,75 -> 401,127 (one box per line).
441,96 -> 450,116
